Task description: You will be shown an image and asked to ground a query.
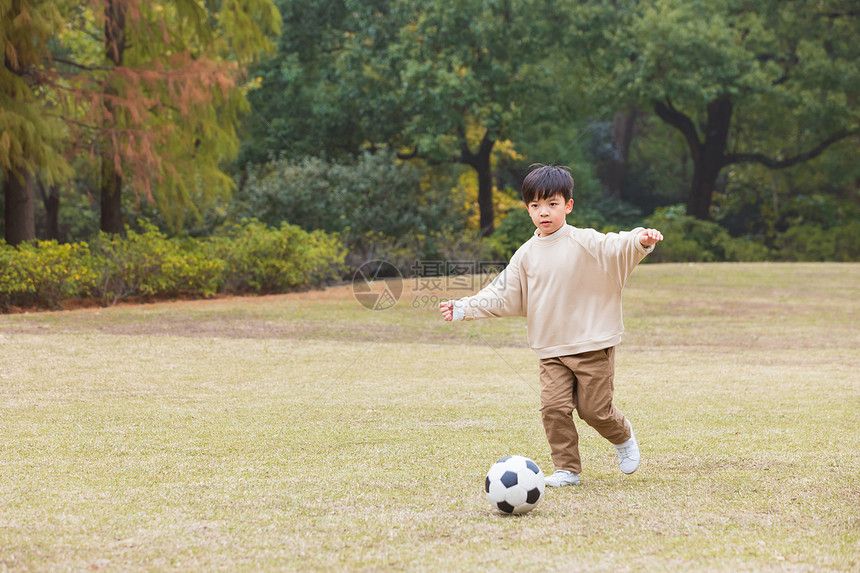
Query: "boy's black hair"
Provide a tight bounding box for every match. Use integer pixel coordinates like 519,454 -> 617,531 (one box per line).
521,164 -> 574,204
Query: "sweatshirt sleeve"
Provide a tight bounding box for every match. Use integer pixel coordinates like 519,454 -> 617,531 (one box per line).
458,250 -> 526,320
588,227 -> 653,287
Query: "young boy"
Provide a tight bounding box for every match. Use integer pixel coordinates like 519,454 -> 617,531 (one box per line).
439,165 -> 663,487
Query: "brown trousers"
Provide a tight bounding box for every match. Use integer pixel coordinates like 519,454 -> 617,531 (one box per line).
539,347 -> 631,473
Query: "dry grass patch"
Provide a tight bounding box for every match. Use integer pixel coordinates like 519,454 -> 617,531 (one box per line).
0,263 -> 858,571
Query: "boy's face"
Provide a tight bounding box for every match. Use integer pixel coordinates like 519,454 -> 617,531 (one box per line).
527,193 -> 573,237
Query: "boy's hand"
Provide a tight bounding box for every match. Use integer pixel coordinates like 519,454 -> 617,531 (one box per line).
439,300 -> 455,321
439,300 -> 465,321
640,228 -> 664,247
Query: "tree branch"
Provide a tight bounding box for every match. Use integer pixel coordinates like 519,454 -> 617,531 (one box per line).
725,129 -> 859,169
652,98 -> 702,163
52,57 -> 113,72
815,11 -> 860,19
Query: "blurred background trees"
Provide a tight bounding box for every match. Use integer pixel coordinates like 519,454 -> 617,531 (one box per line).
2,0 -> 859,265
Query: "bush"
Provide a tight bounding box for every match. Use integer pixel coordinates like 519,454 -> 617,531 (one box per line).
207,220 -> 345,294
234,152 -> 475,274
89,223 -> 225,305
0,220 -> 345,311
775,221 -> 860,262
0,240 -> 98,309
643,205 -> 771,263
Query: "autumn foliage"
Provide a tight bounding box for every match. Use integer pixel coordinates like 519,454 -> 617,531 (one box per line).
2,0 -> 281,241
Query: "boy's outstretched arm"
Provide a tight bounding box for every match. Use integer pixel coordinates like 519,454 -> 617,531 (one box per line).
640,228 -> 664,247
437,259 -> 525,322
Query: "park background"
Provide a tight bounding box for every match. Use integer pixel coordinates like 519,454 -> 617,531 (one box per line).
2,0 -> 859,308
1,2 -> 858,571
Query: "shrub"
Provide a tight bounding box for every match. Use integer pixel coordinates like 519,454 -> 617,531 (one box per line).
206,220 -> 346,294
644,205 -> 771,263
88,222 -> 225,305
0,240 -> 98,309
775,221 -> 860,262
234,152 -> 472,273
0,220 -> 345,311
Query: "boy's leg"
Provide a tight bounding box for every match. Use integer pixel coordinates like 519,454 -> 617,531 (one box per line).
538,357 -> 581,474
559,347 -> 631,445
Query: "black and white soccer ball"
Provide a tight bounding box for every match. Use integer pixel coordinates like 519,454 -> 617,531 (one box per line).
484,455 -> 545,515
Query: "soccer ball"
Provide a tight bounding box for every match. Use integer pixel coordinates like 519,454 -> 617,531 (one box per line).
484,455 -> 545,515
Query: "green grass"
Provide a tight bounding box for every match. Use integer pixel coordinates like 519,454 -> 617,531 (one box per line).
1,263 -> 858,571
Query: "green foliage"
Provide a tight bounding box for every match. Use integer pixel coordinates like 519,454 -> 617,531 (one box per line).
485,207 -> 534,261
0,0 -> 72,186
239,0 -> 364,165
206,220 -> 345,294
50,0 -> 282,233
571,0 -> 860,219
237,152 -> 436,237
0,220 -> 344,310
88,223 -> 225,305
234,151 -> 478,270
775,222 -> 860,263
0,240 -> 97,308
644,205 -> 771,263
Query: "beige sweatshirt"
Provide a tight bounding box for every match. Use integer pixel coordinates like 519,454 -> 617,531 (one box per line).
458,224 -> 653,359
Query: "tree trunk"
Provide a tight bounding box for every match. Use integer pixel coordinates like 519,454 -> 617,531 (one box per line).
654,94 -> 857,221
605,104 -> 637,199
100,0 -> 127,234
653,96 -> 732,220
460,131 -> 496,236
689,97 -> 732,219
100,155 -> 124,234
4,170 -> 36,245
38,182 -> 61,241
476,155 -> 494,236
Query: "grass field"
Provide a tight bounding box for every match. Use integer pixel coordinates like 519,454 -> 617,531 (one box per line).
1,263 -> 858,572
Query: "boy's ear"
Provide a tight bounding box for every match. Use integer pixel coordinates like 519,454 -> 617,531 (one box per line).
565,199 -> 574,214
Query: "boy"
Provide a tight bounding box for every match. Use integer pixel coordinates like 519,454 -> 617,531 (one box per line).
439,165 -> 663,487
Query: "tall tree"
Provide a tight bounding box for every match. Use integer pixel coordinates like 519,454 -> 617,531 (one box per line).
245,0 -> 576,236
239,0 -> 366,167
1,0 -> 72,244
353,0 -> 572,235
55,0 -> 281,233
574,0 -> 860,219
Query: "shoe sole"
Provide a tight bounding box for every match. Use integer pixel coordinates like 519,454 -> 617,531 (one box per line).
545,478 -> 580,487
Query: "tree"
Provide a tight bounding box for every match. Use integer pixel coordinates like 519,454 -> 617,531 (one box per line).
1,0 -> 72,244
245,0 -> 577,236
238,0 -> 367,167
55,0 -> 281,233
575,0 -> 860,219
351,0 -> 573,235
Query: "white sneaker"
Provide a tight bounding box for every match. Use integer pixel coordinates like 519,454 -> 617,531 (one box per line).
614,421 -> 641,474
545,469 -> 580,487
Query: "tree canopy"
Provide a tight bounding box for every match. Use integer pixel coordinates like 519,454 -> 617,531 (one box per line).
2,0 -> 281,242
2,0 -> 858,262
572,0 -> 860,219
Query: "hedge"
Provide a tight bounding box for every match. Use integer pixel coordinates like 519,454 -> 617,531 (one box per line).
0,221 -> 346,311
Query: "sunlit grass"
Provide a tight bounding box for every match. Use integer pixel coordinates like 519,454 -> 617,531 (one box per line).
0,263 -> 858,571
